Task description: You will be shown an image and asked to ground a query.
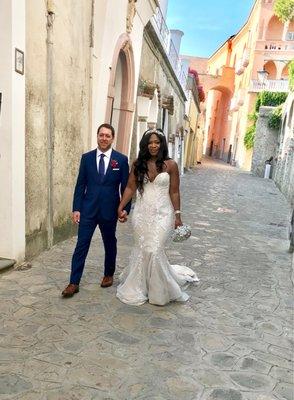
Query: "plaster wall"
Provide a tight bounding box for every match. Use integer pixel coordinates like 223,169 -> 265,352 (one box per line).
91,0 -> 153,154
25,1 -> 48,257
137,31 -> 186,169
25,0 -> 92,257
0,0 -> 25,260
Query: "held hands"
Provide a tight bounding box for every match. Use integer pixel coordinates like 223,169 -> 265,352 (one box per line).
72,211 -> 80,224
118,209 -> 128,223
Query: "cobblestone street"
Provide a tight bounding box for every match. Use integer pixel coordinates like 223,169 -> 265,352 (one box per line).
0,159 -> 293,400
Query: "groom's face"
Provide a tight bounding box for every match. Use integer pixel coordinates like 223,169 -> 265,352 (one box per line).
97,127 -> 114,152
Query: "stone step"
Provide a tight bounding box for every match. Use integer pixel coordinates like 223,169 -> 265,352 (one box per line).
0,258 -> 16,273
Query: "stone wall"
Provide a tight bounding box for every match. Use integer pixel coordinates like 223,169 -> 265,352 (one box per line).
25,1 -> 92,258
252,101 -> 294,205
251,106 -> 279,178
273,93 -> 294,205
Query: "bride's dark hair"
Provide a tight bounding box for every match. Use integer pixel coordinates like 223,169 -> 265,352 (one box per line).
134,129 -> 170,194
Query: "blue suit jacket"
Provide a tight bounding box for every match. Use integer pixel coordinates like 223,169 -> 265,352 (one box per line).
72,149 -> 131,221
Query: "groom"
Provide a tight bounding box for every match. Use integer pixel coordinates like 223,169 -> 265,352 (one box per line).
62,123 -> 131,297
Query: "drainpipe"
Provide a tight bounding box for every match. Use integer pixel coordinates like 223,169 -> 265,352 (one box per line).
46,1 -> 55,248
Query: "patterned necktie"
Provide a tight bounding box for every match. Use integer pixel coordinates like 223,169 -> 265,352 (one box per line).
98,153 -> 105,181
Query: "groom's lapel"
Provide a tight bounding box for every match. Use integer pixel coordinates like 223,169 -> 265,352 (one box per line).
91,149 -> 100,181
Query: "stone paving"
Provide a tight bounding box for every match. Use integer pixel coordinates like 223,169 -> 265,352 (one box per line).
0,159 -> 293,400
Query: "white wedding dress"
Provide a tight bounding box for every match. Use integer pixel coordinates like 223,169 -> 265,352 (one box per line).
116,172 -> 199,306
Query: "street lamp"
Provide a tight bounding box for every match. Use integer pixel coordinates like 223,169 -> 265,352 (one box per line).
257,69 -> 269,90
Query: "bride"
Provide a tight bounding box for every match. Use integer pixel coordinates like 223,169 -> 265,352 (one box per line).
117,129 -> 199,306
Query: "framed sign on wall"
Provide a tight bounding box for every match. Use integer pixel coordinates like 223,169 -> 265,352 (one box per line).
15,48 -> 24,75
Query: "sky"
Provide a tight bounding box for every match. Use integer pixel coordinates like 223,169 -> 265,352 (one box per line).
166,0 -> 255,58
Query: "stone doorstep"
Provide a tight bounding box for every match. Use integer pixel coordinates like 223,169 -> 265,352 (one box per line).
0,258 -> 16,273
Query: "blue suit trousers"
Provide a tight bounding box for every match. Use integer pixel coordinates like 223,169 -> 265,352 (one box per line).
70,216 -> 117,284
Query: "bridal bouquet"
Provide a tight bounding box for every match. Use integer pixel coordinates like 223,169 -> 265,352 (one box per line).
172,225 -> 191,242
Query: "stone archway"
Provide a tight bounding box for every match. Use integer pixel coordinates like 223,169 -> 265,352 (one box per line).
105,34 -> 135,155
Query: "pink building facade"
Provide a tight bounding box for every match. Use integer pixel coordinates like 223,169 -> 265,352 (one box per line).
204,0 -> 293,170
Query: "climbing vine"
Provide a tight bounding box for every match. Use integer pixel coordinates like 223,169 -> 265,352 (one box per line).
244,92 -> 287,149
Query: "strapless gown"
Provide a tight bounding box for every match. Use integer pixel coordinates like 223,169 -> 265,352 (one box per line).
116,172 -> 199,306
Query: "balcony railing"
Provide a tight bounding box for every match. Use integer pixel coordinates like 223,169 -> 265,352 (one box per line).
249,79 -> 289,92
257,40 -> 294,52
153,7 -> 169,50
168,39 -> 179,73
152,7 -> 187,92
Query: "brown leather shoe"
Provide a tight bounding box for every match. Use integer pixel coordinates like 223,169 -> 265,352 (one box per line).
100,276 -> 113,288
61,284 -> 79,298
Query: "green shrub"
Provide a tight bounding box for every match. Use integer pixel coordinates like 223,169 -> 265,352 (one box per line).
244,92 -> 288,150
274,0 -> 294,22
244,125 -> 255,150
268,104 -> 283,130
248,111 -> 258,123
255,91 -> 287,112
244,91 -> 287,149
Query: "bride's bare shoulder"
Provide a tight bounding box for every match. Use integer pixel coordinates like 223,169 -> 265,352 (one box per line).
165,159 -> 178,171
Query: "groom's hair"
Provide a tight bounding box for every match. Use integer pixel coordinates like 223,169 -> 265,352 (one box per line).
97,123 -> 115,137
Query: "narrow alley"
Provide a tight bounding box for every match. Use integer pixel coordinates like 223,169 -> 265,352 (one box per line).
0,159 -> 292,400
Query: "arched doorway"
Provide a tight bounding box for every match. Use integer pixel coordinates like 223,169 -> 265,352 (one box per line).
110,52 -> 123,138
106,34 -> 135,155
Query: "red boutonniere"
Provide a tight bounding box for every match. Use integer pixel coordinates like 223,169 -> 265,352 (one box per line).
110,159 -> 119,168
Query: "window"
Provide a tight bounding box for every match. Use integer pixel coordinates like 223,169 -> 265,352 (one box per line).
286,32 -> 294,41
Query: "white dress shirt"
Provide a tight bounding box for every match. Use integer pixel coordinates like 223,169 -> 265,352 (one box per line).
96,147 -> 112,174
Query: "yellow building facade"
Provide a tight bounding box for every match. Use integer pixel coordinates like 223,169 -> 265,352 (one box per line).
183,70 -> 201,169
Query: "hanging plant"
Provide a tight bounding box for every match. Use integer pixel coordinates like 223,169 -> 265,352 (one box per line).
138,78 -> 157,98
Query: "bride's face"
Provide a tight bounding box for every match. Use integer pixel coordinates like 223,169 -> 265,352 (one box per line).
148,134 -> 161,157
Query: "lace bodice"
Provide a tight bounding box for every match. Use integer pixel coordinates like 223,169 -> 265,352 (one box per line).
132,172 -> 174,240
116,171 -> 199,306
